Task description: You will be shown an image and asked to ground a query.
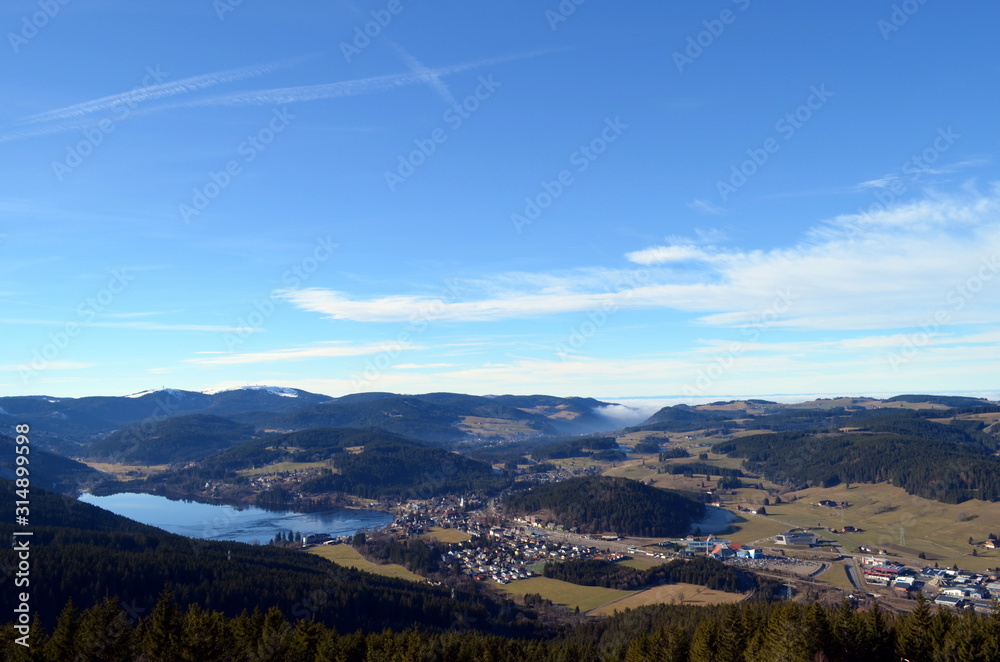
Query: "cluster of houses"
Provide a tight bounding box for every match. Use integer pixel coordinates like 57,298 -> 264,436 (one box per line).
443,537 -> 621,584
860,556 -> 1000,612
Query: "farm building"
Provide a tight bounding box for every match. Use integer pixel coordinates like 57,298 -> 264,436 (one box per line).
934,595 -> 964,608
775,530 -> 818,546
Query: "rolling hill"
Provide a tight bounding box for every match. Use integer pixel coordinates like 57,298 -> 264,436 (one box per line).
84,414 -> 258,464
504,476 -> 705,537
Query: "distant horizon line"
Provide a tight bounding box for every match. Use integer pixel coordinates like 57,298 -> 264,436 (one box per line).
5,385 -> 999,406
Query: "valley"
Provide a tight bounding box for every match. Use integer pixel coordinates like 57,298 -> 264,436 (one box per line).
4,388 -> 1000,660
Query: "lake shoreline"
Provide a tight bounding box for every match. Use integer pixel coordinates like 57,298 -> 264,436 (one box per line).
84,481 -> 381,515
79,491 -> 394,544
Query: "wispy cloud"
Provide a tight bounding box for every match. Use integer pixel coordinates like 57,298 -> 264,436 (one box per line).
282,185 -> 1000,332
625,244 -> 713,265
3,51 -> 544,143
0,318 -> 240,332
280,286 -> 696,323
184,341 -> 422,366
0,60 -> 300,144
687,198 -> 725,215
855,158 -> 990,191
159,51 -> 545,110
0,361 -> 93,372
18,59 -> 299,126
389,42 -> 455,105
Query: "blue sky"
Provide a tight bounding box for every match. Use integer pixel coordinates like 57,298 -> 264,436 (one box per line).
2,1 -> 999,401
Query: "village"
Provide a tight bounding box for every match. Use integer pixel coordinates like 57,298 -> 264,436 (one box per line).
300,494 -> 1000,614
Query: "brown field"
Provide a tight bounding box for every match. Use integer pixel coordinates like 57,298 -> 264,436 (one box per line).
457,416 -> 540,439
307,544 -> 425,582
80,461 -> 170,480
418,526 -> 471,544
590,583 -> 746,616
498,577 -> 632,612
238,461 -> 331,476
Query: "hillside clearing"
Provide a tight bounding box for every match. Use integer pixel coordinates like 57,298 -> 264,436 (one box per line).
589,583 -> 746,616
307,544 -> 425,582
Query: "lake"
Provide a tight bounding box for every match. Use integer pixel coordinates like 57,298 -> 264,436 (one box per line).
689,506 -> 738,535
79,492 -> 393,544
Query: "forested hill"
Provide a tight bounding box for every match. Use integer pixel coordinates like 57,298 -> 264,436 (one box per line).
0,479 -> 539,637
300,439 -> 511,499
84,414 -> 257,464
0,432 -> 101,492
714,427 -> 1000,503
503,476 -> 704,537
124,430 -> 512,500
885,393 -> 994,408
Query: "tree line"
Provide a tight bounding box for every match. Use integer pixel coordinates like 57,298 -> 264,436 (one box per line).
4,592 -> 999,661
542,556 -> 773,595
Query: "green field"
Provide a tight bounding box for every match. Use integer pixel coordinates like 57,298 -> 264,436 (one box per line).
742,483 -> 1000,569
498,577 -> 633,612
619,556 -> 664,571
307,544 -> 425,582
817,562 -> 858,592
722,513 -> 790,544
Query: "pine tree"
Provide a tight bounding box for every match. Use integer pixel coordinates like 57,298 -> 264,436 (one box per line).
178,603 -> 232,662
251,605 -> 292,662
865,602 -> 894,661
716,603 -> 750,662
948,610 -> 983,662
929,604 -> 956,654
802,602 -> 831,660
287,619 -> 325,661
689,618 -> 719,662
75,596 -> 135,662
45,598 -> 79,662
624,634 -> 653,662
832,599 -> 863,660
138,589 -> 182,661
896,594 -> 932,662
